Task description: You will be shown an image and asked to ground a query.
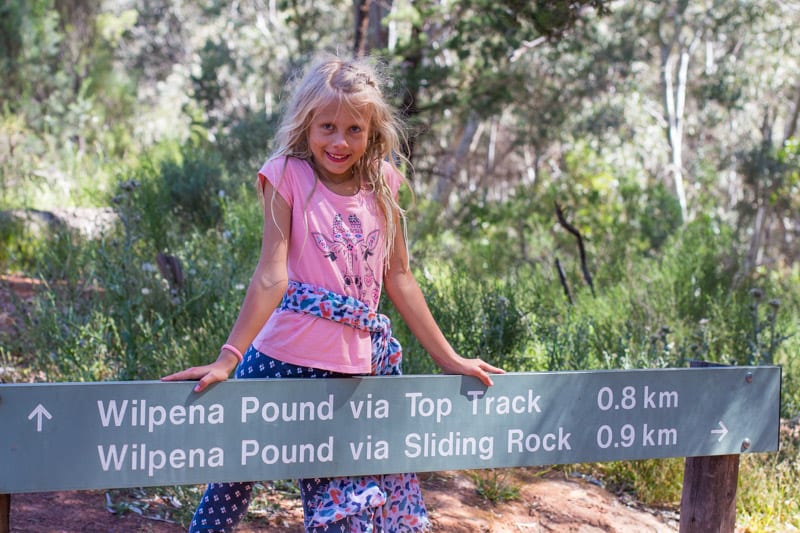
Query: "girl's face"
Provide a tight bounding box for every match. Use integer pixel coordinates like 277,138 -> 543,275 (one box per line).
307,99 -> 371,184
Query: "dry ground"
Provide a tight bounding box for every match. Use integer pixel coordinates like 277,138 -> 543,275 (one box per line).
8,469 -> 679,532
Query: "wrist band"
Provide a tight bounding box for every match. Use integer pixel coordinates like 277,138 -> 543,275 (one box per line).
221,343 -> 244,362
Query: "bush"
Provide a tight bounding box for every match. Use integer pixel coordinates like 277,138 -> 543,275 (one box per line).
388,265 -> 534,375
592,457 -> 684,507
737,423 -> 800,530
4,174 -> 263,381
116,141 -> 231,244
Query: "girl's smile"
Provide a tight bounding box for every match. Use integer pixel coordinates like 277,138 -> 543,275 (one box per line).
308,100 -> 371,186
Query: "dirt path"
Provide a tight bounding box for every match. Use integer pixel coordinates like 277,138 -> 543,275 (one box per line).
1,274 -> 679,532
7,469 -> 678,532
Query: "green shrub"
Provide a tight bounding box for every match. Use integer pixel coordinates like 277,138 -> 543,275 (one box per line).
388,265 -> 533,375
5,168 -> 263,381
471,469 -> 521,503
217,109 -> 278,179
737,423 -> 800,531
592,457 -> 684,507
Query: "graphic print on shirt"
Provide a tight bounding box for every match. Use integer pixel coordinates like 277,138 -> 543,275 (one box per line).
312,213 -> 381,306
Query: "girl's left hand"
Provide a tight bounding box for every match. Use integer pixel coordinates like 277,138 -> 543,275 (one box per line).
440,356 -> 505,387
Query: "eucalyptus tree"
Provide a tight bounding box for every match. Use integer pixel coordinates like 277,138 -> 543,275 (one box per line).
640,0 -> 769,224
380,0 -> 611,206
378,0 -> 800,276
614,1 -> 799,268
717,2 -> 800,275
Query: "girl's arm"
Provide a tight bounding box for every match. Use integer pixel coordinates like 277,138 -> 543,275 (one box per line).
383,215 -> 504,387
162,181 -> 291,392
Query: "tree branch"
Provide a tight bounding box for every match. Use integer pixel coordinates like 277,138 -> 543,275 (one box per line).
554,202 -> 595,297
555,258 -> 573,305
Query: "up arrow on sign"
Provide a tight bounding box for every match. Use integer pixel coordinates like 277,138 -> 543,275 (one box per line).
27,404 -> 52,432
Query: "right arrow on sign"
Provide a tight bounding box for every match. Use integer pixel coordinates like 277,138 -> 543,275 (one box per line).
711,421 -> 728,442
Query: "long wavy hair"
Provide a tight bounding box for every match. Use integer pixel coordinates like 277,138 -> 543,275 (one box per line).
265,52 -> 411,266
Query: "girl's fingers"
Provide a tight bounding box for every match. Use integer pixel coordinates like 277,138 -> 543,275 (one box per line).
441,357 -> 505,386
473,359 -> 504,387
482,362 -> 505,374
194,376 -> 211,393
161,370 -> 186,381
193,370 -> 229,393
161,367 -> 202,381
161,364 -> 230,393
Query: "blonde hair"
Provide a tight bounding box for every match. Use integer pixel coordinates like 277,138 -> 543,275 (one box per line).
263,52 -> 411,266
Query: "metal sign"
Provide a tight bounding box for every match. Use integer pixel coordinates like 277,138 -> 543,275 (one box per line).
0,367 -> 781,493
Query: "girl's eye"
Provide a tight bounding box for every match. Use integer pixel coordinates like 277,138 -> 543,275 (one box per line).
321,123 -> 334,130
350,126 -> 363,134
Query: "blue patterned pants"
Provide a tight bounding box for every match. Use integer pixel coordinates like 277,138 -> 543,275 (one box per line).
188,346 -> 352,532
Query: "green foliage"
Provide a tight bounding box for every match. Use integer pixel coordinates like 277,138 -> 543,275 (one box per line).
216,109 -> 278,180
737,426 -> 800,531
3,165 -> 262,381
0,212 -> 27,265
398,200 -> 796,396
550,142 -> 683,266
159,148 -> 228,229
192,38 -> 235,124
528,1 -> 613,38
471,469 -> 521,504
112,140 -> 236,249
738,137 -> 800,213
394,0 -> 612,120
388,266 -> 535,375
593,457 -> 684,507
0,2 -> 146,211
402,166 -> 799,381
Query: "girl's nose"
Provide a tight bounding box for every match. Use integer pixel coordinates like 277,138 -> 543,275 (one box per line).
331,134 -> 347,148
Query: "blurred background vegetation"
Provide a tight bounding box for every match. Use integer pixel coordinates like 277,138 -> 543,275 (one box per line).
0,0 -> 798,530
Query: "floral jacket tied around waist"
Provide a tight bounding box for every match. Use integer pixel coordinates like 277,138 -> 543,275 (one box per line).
279,280 -> 430,532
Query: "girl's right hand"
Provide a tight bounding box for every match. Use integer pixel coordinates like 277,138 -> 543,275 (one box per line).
161,354 -> 239,393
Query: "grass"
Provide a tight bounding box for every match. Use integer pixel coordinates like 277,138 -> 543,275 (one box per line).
736,422 -> 800,531
471,469 -> 522,503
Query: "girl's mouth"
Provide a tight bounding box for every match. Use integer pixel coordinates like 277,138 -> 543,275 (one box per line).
326,152 -> 349,162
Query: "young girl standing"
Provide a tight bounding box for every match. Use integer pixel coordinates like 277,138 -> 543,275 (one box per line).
163,52 -> 504,533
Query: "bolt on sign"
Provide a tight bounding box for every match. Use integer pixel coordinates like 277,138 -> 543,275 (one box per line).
0,367 -> 781,493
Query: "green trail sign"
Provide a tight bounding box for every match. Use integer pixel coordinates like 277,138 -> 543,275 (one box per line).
0,367 -> 781,493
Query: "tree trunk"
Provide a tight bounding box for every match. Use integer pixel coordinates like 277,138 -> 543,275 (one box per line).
433,114 -> 480,206
353,0 -> 392,57
353,0 -> 372,58
657,2 -> 704,224
743,204 -> 767,277
399,22 -> 423,162
784,79 -> 800,141
661,38 -> 698,223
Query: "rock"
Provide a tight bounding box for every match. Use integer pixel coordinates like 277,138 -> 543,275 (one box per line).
0,207 -> 118,239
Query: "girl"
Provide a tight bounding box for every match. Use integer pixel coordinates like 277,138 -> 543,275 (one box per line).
163,52 -> 504,533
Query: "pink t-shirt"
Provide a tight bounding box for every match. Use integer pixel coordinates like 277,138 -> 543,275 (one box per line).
251,156 -> 402,373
